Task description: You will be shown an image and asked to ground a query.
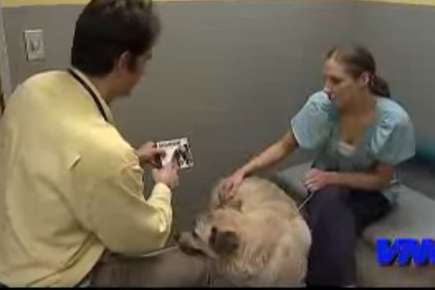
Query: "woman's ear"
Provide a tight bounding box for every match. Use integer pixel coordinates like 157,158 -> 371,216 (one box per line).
360,71 -> 371,87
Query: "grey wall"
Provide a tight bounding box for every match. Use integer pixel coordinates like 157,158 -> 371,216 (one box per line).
122,0 -> 356,230
3,0 -> 353,230
4,0 -> 435,230
351,1 -> 435,142
3,5 -> 82,86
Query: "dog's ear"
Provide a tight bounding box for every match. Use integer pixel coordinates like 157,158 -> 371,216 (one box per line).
209,227 -> 240,256
209,179 -> 226,209
210,179 -> 244,211
228,199 -> 243,212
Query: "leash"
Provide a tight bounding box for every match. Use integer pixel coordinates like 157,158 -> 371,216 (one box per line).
205,258 -> 216,287
138,246 -> 179,257
297,163 -> 318,211
297,190 -> 316,211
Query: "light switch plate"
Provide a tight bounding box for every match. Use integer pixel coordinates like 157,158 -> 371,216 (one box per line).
24,29 -> 45,61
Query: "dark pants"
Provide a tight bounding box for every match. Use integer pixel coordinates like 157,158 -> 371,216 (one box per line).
88,246 -> 213,287
305,186 -> 392,287
2,248 -> 210,288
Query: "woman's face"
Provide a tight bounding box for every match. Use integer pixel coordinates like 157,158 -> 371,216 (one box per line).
322,57 -> 367,111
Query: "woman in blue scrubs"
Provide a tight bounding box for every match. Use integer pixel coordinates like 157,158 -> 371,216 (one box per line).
221,45 -> 416,286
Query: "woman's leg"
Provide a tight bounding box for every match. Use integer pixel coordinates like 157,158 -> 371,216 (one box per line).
347,190 -> 392,235
305,186 -> 357,286
305,186 -> 393,286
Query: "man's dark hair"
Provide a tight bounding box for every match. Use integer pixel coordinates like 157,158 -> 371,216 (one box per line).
71,0 -> 161,76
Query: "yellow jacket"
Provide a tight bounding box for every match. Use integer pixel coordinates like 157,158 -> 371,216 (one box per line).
0,69 -> 173,287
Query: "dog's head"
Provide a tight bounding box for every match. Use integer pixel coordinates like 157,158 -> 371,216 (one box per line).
177,200 -> 245,260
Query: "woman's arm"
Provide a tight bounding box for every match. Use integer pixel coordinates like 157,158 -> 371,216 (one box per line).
221,131 -> 298,196
305,162 -> 394,192
238,131 -> 298,176
333,163 -> 394,191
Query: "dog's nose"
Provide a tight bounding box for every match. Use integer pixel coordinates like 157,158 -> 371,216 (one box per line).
193,217 -> 202,229
174,232 -> 181,242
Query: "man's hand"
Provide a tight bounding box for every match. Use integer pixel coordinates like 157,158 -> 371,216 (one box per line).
304,168 -> 337,193
136,142 -> 166,168
152,160 -> 180,190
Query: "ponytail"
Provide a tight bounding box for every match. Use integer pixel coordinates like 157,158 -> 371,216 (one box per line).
369,74 -> 390,98
327,45 -> 391,98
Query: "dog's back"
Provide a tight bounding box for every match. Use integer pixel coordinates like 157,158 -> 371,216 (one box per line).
210,177 -> 312,286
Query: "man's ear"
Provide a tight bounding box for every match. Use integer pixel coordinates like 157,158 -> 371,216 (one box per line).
115,51 -> 133,72
209,227 -> 240,256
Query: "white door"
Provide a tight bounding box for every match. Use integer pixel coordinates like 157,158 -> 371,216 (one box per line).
0,81 -> 4,115
0,0 -> 12,116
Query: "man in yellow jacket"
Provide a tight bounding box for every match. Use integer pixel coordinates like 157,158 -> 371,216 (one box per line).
0,0 -> 207,287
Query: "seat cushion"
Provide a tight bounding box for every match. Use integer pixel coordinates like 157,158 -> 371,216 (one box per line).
274,162 -> 435,245
363,185 -> 435,243
274,162 -> 311,198
356,239 -> 435,287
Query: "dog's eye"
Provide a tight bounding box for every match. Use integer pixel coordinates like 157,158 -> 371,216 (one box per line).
209,227 -> 218,245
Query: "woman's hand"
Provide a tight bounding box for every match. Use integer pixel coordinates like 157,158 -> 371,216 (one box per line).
136,142 -> 166,168
305,163 -> 393,192
304,168 -> 337,192
219,170 -> 246,202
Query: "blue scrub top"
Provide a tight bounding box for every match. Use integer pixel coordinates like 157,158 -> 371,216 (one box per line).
291,91 -> 416,203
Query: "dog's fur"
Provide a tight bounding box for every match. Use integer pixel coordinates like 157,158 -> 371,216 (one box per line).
177,177 -> 312,287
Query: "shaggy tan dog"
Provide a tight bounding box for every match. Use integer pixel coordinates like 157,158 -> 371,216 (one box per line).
178,177 -> 312,287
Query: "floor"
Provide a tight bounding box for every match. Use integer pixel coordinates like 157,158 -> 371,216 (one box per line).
173,159 -> 435,287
